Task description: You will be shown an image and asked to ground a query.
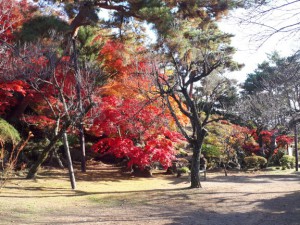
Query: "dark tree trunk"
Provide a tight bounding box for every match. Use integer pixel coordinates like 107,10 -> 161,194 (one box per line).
26,121 -> 71,179
190,129 -> 207,188
26,134 -> 62,179
256,127 -> 264,153
190,143 -> 201,188
295,125 -> 299,172
79,123 -> 86,172
223,163 -> 228,176
267,132 -> 277,166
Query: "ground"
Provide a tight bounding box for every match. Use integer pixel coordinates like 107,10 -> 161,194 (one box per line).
0,162 -> 299,225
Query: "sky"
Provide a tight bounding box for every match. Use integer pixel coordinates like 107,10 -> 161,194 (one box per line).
218,3 -> 300,84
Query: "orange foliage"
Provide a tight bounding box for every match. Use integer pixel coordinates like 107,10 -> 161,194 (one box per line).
0,0 -> 32,43
97,38 -> 189,129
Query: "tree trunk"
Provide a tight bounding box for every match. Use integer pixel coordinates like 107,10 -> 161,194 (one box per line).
26,137 -> 60,179
53,149 -> 64,168
190,144 -> 201,188
52,117 -> 64,169
267,132 -> 277,166
63,132 -> 76,189
79,123 -> 86,172
295,124 -> 299,172
223,163 -> 228,176
190,129 -> 207,188
72,38 -> 86,173
26,122 -> 71,179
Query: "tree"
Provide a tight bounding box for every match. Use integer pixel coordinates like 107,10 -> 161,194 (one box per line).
37,0 -> 242,42
0,28 -> 102,182
0,118 -> 33,188
0,0 -> 106,176
234,51 -> 300,169
87,35 -> 185,174
238,52 -> 300,129
0,0 -> 33,117
20,54 -> 99,184
151,18 -> 241,188
90,96 -> 184,173
203,118 -> 248,173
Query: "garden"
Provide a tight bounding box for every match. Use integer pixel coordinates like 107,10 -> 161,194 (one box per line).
1,0 -> 300,224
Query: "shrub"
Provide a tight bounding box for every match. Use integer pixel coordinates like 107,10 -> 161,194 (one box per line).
177,166 -> 190,174
279,155 -> 295,170
202,144 -> 221,158
268,149 -> 285,166
176,166 -> 190,177
244,155 -> 267,169
257,156 -> 267,168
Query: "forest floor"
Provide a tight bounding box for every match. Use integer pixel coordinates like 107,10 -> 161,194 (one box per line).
0,161 -> 300,225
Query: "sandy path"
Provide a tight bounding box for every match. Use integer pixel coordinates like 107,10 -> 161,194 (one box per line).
0,165 -> 299,225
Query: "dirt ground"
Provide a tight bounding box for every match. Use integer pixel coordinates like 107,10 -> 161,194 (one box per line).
0,162 -> 300,225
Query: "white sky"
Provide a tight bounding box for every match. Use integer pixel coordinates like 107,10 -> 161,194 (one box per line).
218,4 -> 300,84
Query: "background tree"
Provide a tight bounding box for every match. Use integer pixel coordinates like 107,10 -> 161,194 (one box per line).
0,4 -> 105,180
236,51 -> 300,167
24,56 -> 100,180
238,52 -> 300,129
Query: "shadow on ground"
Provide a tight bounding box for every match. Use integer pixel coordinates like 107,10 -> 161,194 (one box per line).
2,165 -> 300,225
167,191 -> 300,225
206,173 -> 300,184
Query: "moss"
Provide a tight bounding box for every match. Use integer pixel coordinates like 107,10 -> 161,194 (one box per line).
0,118 -> 20,144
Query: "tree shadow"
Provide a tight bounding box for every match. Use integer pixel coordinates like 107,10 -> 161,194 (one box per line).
1,171 -> 300,225
7,190 -> 298,225
162,172 -> 300,186
0,185 -> 192,199
205,173 -> 300,184
167,191 -> 300,225
6,162 -> 139,182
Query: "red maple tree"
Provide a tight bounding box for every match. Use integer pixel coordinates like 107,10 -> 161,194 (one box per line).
90,96 -> 184,169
